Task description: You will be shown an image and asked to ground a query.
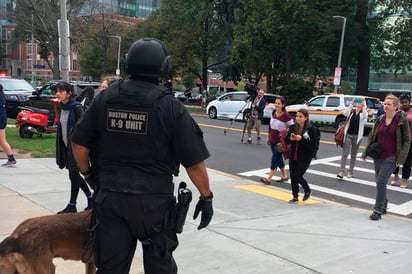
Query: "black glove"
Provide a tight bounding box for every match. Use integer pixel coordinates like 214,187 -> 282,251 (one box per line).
193,195 -> 213,230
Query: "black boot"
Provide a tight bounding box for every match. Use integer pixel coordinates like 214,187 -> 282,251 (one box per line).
57,203 -> 77,214
84,196 -> 94,210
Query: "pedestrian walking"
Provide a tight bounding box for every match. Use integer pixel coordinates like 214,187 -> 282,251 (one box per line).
362,94 -> 410,220
0,84 -> 17,167
337,97 -> 368,179
54,82 -> 93,214
286,109 -> 318,203
389,93 -> 412,189
71,38 -> 213,273
260,96 -> 294,184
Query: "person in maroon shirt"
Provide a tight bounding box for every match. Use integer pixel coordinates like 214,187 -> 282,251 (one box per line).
362,94 -> 410,221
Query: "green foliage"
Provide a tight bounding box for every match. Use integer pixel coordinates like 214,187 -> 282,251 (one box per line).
8,0 -> 86,79
275,77 -> 313,105
371,1 -> 412,75
139,0 -> 234,90
232,0 -> 354,86
340,80 -> 354,94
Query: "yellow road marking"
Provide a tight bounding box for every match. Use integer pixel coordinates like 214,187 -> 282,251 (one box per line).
197,122 -> 366,148
235,185 -> 319,205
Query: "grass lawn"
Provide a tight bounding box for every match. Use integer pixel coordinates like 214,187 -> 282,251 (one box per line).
4,106 -> 206,158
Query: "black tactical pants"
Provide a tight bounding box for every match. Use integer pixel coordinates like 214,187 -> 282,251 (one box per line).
94,189 -> 178,274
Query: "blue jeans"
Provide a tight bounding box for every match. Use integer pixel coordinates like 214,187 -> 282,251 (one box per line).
373,156 -> 396,214
270,143 -> 285,170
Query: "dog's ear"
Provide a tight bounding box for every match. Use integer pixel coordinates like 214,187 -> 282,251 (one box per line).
0,237 -> 20,256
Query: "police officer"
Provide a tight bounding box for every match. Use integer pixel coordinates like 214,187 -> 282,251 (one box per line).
71,38 -> 213,274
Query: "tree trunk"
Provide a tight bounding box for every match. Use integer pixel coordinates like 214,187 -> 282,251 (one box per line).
355,0 -> 370,95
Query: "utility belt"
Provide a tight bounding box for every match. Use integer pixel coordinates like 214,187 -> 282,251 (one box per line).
99,167 -> 174,194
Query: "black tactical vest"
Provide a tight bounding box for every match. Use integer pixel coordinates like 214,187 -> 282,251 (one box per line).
98,80 -> 177,186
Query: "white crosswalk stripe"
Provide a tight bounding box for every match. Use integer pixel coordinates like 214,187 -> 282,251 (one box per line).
238,154 -> 412,216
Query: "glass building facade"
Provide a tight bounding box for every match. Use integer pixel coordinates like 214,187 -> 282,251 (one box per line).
83,0 -> 159,18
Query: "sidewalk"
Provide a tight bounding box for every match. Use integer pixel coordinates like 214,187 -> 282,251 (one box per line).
1,158 -> 412,273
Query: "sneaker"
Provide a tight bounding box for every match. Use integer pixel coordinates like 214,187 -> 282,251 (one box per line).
256,136 -> 262,143
288,197 -> 298,204
337,171 -> 344,179
369,212 -> 382,221
347,171 -> 353,178
303,191 -> 311,201
1,160 -> 17,167
57,204 -> 77,214
246,138 -> 252,144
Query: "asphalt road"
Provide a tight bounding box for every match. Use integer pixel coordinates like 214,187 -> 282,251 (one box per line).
194,115 -> 412,219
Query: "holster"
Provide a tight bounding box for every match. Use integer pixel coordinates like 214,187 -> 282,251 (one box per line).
175,181 -> 192,233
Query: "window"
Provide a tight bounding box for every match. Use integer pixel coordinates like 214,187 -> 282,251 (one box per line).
326,97 -> 340,107
231,94 -> 247,101
309,97 -> 324,107
344,96 -> 354,107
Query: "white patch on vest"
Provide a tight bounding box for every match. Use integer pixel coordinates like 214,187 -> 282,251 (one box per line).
107,109 -> 148,134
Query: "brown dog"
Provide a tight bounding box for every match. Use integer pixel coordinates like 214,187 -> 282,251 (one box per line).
0,210 -> 95,274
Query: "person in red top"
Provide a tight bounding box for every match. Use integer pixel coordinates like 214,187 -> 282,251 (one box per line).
260,97 -> 294,184
286,109 -> 318,203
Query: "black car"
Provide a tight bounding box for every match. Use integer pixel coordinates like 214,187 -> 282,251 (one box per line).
29,81 -> 101,121
0,77 -> 34,119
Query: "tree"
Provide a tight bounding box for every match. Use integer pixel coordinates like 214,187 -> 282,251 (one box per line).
354,0 -> 371,95
71,10 -> 137,79
371,0 -> 412,76
139,0 -> 235,92
232,0 -> 355,93
8,0 -> 85,79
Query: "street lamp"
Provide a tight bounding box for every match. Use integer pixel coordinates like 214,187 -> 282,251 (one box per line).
110,36 -> 122,78
333,15 -> 347,92
25,30 -> 35,87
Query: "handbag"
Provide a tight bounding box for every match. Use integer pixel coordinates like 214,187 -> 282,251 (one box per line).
334,126 -> 345,148
365,142 -> 382,159
276,142 -> 287,153
277,129 -> 291,160
334,113 -> 351,148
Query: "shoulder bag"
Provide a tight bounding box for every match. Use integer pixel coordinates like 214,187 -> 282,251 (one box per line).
334,113 -> 352,148
365,114 -> 397,159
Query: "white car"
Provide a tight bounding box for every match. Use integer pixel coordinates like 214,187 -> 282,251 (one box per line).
206,91 -> 280,123
286,94 -> 381,130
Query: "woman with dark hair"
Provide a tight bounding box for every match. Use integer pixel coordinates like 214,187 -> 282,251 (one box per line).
0,84 -> 17,167
286,108 -> 318,203
390,93 -> 412,188
260,96 -> 294,184
54,82 -> 93,213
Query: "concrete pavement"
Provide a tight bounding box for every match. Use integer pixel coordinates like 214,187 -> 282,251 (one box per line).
1,158 -> 412,273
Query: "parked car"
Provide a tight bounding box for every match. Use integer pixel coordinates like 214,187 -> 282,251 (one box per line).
286,93 -> 381,132
206,91 -> 280,123
173,91 -> 186,102
28,81 -> 101,121
0,77 -> 34,118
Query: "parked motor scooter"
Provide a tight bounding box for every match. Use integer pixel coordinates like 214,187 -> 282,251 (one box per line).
15,98 -> 59,138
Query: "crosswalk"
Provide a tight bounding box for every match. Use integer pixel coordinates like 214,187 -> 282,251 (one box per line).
238,154 -> 412,216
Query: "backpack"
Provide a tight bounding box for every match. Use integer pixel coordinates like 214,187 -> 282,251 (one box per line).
312,126 -> 321,159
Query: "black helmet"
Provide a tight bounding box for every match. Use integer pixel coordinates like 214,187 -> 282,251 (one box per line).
126,38 -> 171,78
